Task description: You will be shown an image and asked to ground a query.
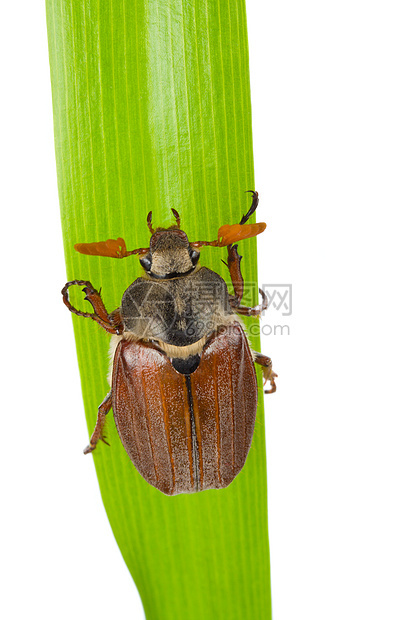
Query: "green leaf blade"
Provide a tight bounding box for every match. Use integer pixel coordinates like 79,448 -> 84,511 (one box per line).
46,0 -> 271,618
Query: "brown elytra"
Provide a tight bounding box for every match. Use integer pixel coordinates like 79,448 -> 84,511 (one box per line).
112,323 -> 257,495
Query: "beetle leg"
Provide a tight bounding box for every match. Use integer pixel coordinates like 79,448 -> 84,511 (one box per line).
231,288 -> 268,317
84,392 -> 112,454
108,307 -> 124,333
254,352 -> 277,394
223,193 -> 261,305
225,244 -> 244,306
225,192 -> 261,305
61,280 -> 124,335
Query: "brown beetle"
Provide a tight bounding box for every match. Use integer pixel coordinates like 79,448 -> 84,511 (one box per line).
62,191 -> 276,495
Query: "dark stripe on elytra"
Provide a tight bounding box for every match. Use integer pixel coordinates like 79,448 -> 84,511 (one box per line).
185,375 -> 199,492
157,371 -> 176,492
140,350 -> 159,485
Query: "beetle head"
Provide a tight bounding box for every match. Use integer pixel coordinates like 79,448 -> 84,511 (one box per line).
140,228 -> 200,279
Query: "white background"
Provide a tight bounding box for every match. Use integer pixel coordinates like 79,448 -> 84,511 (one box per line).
1,1 -> 412,618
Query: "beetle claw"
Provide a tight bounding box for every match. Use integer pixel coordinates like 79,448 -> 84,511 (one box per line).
263,371 -> 278,394
83,443 -> 96,455
82,285 -> 96,297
